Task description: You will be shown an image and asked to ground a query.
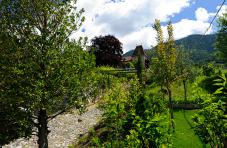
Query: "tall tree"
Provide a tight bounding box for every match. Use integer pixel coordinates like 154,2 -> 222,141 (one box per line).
153,20 -> 177,130
216,10 -> 227,63
0,0 -> 93,147
176,47 -> 193,105
91,35 -> 123,67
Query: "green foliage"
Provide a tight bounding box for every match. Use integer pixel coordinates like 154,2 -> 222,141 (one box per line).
213,72 -> 227,97
192,99 -> 227,147
91,35 -> 123,67
90,136 -> 101,147
0,105 -> 33,145
200,75 -> 221,94
125,62 -> 135,69
133,98 -> 169,147
153,19 -> 178,130
176,47 -> 194,81
77,77 -> 170,147
193,71 -> 227,148
175,47 -> 195,103
0,0 -> 96,147
86,79 -> 170,147
191,10 -> 227,147
96,66 -> 116,71
199,70 -> 227,97
160,75 -> 208,106
216,9 -> 227,63
190,49 -> 216,65
152,20 -> 177,90
202,62 -> 216,76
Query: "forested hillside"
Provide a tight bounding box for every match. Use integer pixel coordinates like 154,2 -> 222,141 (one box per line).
124,34 -> 216,64
175,34 -> 216,51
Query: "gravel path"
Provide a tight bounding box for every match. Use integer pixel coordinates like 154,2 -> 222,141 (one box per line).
3,105 -> 103,148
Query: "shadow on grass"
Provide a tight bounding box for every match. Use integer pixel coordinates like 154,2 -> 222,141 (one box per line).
183,110 -> 193,128
182,110 -> 207,148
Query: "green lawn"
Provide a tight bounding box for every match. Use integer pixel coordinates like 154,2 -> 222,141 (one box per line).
173,110 -> 207,148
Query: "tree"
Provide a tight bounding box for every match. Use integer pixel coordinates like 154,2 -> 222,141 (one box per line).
216,9 -> 227,63
0,1 -> 93,147
91,35 -> 123,67
0,103 -> 33,146
153,20 -> 177,130
176,47 -> 194,104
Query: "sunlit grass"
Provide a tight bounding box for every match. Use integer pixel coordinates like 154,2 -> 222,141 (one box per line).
172,110 -> 207,148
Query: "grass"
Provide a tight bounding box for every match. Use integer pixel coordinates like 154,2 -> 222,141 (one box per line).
173,110 -> 206,148
75,110 -> 207,148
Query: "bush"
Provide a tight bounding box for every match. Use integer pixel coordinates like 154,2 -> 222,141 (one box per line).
192,99 -> 227,147
90,78 -> 170,147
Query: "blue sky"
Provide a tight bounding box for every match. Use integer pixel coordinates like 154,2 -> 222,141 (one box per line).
173,0 -> 223,22
171,0 -> 225,30
73,0 -> 227,52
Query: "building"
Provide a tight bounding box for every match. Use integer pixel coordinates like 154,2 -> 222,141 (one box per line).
122,45 -> 149,68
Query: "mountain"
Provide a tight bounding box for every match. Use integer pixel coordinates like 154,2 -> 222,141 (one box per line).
123,34 -> 217,64
123,50 -> 134,57
175,34 -> 216,51
124,34 -> 216,56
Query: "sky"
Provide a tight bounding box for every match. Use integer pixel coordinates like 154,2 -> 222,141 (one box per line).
72,0 -> 227,53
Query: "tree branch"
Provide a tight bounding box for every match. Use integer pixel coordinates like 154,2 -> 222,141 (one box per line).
32,130 -> 38,134
47,108 -> 68,122
31,115 -> 38,119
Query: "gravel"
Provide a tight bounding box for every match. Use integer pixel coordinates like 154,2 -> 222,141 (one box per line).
3,105 -> 103,148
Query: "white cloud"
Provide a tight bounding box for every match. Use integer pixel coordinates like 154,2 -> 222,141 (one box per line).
173,19 -> 212,39
195,7 -> 210,22
72,0 -> 215,53
121,27 -> 157,50
217,5 -> 227,17
121,18 -> 213,51
170,8 -> 214,40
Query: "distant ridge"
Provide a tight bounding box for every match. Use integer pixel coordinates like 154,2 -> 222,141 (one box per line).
175,34 -> 216,51
123,34 -> 216,57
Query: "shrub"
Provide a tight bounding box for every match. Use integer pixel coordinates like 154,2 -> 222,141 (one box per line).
95,79 -> 170,147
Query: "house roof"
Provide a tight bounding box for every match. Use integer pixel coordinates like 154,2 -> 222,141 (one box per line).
132,45 -> 147,57
122,56 -> 133,62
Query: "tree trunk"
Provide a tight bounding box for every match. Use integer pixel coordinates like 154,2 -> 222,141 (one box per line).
224,138 -> 227,148
37,109 -> 49,148
167,87 -> 175,130
161,86 -> 165,100
183,80 -> 187,108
